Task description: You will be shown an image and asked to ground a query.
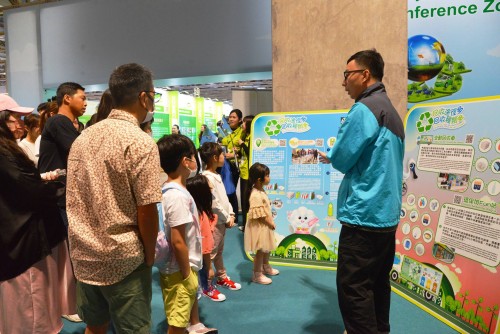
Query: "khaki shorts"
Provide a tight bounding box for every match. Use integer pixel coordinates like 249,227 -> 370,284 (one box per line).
159,268 -> 198,328
76,262 -> 152,334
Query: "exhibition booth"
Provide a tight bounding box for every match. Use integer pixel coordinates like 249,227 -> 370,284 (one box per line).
3,0 -> 499,333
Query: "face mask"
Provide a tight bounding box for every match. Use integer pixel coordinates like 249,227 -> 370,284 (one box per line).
142,111 -> 154,124
187,166 -> 197,179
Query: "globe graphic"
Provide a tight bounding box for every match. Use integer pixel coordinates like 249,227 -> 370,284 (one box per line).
408,35 -> 446,82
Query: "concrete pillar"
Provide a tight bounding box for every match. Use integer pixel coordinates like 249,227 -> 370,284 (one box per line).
5,6 -> 44,107
232,89 -> 273,117
272,0 -> 408,119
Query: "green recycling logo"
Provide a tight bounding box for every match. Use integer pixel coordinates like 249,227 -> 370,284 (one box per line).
264,119 -> 282,136
416,111 -> 433,133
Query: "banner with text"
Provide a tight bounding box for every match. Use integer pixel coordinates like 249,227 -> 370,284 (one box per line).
403,0 -> 500,332
394,97 -> 500,334
249,110 -> 348,268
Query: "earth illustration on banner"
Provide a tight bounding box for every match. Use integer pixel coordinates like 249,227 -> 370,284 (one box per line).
408,34 -> 446,82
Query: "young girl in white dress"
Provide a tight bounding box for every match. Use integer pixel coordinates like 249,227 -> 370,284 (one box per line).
244,162 -> 279,284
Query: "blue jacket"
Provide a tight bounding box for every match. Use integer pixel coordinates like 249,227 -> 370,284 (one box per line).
200,128 -> 218,146
327,82 -> 404,229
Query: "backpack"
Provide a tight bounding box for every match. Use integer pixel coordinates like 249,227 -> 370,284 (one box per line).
153,202 -> 169,269
154,183 -> 198,270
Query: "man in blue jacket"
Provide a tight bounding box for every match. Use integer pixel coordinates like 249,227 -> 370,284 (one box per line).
319,49 -> 404,334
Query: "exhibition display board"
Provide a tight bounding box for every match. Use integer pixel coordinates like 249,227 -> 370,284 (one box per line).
73,88 -> 224,144
204,99 -> 218,138
394,96 -> 500,334
178,93 -> 197,144
248,104 -> 499,334
150,89 -> 170,141
402,1 -> 500,332
78,100 -> 97,126
249,110 -> 347,268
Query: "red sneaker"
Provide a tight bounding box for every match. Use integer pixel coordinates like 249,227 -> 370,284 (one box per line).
216,276 -> 241,290
202,286 -> 226,302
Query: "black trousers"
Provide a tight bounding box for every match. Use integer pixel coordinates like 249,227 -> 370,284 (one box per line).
239,178 -> 249,227
337,224 -> 396,334
227,162 -> 240,221
228,192 -> 238,221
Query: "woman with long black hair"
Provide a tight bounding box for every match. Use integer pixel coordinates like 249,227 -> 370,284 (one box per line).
0,95 -> 75,333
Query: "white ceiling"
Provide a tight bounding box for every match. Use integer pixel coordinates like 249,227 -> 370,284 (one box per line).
0,0 -> 272,104
1,1 -> 61,87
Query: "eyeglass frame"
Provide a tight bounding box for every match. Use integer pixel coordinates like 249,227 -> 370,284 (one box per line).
140,91 -> 162,104
343,69 -> 366,81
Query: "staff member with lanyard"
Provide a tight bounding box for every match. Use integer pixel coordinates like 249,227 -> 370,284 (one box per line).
221,109 -> 243,219
237,115 -> 255,231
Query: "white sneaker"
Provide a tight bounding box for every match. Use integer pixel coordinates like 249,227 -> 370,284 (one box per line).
186,322 -> 218,333
62,314 -> 82,322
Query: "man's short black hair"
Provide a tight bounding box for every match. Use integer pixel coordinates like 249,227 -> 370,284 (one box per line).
347,49 -> 384,81
56,82 -> 85,107
157,134 -> 197,174
109,63 -> 153,108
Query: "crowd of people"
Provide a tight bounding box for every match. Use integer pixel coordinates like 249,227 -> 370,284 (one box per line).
1,49 -> 404,334
0,63 -> 277,334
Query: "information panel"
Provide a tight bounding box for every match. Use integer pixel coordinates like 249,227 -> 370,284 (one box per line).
403,0 -> 500,331
249,110 -> 348,268
152,107 -> 170,141
393,97 -> 500,334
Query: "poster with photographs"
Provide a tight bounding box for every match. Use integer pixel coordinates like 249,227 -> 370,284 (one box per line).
395,96 -> 500,334
249,110 -> 348,268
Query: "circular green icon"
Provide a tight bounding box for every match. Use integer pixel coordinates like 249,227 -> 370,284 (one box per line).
416,112 -> 433,133
264,119 -> 281,136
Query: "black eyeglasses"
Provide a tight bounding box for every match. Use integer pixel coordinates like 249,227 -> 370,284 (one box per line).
343,69 -> 366,81
141,91 -> 162,103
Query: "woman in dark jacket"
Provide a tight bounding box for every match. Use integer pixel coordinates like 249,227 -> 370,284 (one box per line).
0,96 -> 75,333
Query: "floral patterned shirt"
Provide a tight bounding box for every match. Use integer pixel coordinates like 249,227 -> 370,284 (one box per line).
67,109 -> 161,285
